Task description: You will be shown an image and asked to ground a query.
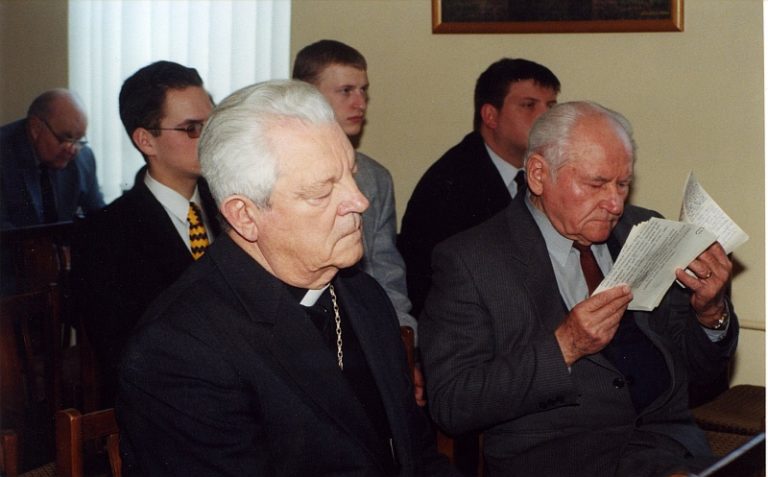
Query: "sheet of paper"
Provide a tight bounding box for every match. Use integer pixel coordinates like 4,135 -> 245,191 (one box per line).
679,171 -> 749,254
594,218 -> 716,311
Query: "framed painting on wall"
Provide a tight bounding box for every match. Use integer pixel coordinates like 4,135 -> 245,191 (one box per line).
432,0 -> 683,33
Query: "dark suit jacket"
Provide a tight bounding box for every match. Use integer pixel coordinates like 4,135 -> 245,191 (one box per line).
420,196 -> 738,477
71,167 -> 220,405
116,235 -> 457,477
398,131 -> 510,316
0,119 -> 104,229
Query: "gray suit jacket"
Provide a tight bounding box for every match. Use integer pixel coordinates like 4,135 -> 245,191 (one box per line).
355,152 -> 417,336
420,197 -> 738,477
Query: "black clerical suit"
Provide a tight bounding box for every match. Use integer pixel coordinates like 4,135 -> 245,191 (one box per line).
116,234 -> 457,477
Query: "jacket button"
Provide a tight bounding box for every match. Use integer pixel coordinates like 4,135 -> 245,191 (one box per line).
613,378 -> 625,389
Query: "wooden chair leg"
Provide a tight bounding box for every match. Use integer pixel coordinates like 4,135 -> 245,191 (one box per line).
0,430 -> 19,477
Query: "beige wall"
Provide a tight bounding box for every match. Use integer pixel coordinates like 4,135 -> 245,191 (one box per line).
0,0 -> 69,121
292,0 -> 765,386
1,0 -> 763,386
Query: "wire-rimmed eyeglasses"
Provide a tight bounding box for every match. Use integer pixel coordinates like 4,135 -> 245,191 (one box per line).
37,117 -> 88,150
147,121 -> 205,139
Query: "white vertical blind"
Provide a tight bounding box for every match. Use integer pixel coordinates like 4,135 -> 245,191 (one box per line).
69,0 -> 291,202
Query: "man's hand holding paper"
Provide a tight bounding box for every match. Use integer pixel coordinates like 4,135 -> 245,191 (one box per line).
555,284 -> 633,366
675,242 -> 732,328
593,173 -> 747,312
593,218 -> 717,311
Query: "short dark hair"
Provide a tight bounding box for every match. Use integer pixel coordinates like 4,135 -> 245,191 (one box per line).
292,40 -> 367,85
473,58 -> 560,131
118,61 -> 204,149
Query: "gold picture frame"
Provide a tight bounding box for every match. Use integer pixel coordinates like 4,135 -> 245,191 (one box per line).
432,0 -> 683,34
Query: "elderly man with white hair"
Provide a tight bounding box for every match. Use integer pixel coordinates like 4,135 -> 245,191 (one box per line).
116,80 -> 458,477
420,101 -> 738,477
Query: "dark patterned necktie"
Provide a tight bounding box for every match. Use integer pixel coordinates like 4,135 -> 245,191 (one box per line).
514,169 -> 526,198
187,202 -> 209,260
39,164 -> 58,223
573,242 -> 603,295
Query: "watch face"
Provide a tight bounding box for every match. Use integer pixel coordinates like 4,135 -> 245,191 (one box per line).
713,311 -> 729,330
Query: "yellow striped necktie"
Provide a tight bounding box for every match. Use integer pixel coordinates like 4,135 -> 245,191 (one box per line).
187,202 -> 210,260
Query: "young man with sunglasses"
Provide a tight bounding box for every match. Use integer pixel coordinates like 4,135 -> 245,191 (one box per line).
0,88 -> 105,229
72,61 -> 221,406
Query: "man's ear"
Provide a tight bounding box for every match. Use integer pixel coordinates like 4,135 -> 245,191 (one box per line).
27,116 -> 44,141
220,195 -> 261,242
526,154 -> 549,196
480,103 -> 499,129
132,128 -> 156,158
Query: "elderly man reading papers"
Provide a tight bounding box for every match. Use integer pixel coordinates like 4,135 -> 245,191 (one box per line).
420,101 -> 737,477
116,80 -> 458,477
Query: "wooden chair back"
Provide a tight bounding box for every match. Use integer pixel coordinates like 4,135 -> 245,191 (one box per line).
55,408 -> 121,477
1,221 -> 73,294
0,285 -> 63,422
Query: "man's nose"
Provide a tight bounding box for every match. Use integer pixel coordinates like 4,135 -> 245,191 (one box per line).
59,144 -> 78,161
340,180 -> 369,215
352,90 -> 367,111
602,185 -> 625,215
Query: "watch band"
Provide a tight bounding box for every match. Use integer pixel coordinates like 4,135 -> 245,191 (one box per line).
704,304 -> 730,331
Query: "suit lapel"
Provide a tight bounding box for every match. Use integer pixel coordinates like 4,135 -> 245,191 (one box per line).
508,199 -> 617,371
128,178 -> 194,267
11,124 -> 45,223
473,134 -> 513,216
269,294 -> 392,469
504,199 -> 568,333
212,243 -> 389,469
20,161 -> 44,222
334,277 -> 413,459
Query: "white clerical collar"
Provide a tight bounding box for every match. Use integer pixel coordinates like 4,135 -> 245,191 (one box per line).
300,284 -> 330,307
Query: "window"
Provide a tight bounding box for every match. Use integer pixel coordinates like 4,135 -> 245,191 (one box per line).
69,0 -> 290,202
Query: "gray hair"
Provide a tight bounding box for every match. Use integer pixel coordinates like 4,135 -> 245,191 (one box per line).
199,79 -> 337,208
524,101 -> 636,178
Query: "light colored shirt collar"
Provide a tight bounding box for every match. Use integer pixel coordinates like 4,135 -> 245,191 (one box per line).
486,143 -> 523,196
525,195 -> 575,268
143,170 -> 211,253
300,284 -> 330,307
144,170 -> 203,222
525,195 -> 613,309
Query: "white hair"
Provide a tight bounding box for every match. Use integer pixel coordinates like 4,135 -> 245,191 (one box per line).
524,101 -> 636,178
199,79 -> 337,208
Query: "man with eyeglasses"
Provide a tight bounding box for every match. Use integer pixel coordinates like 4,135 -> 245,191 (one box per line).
72,61 -> 221,406
0,88 -> 105,229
